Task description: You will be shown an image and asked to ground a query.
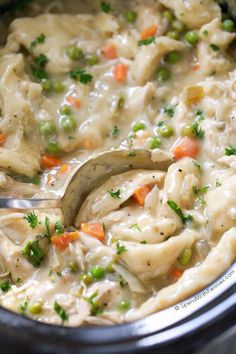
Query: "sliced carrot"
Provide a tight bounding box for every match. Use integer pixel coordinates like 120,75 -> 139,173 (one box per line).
58,163 -> 70,175
51,231 -> 79,251
140,25 -> 157,40
113,63 -> 128,82
0,134 -> 6,145
133,184 -> 152,206
41,155 -> 61,169
101,43 -> 117,60
172,137 -> 200,160
191,62 -> 200,71
81,223 -> 105,242
66,96 -> 81,109
171,267 -> 184,281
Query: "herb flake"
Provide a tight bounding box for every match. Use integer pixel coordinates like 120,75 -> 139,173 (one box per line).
22,240 -> 44,267
108,189 -> 121,199
225,145 -> 236,156
0,280 -> 11,293
70,69 -> 93,84
138,36 -> 155,46
24,212 -> 38,229
54,301 -> 68,321
100,1 -> 111,13
116,242 -> 127,255
167,200 -> 193,224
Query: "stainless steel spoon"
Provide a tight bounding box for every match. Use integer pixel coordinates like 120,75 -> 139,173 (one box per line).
0,149 -> 173,226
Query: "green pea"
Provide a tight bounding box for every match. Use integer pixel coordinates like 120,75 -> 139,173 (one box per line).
106,260 -> 116,273
61,115 -> 76,132
167,31 -> 179,40
66,46 -> 84,61
163,10 -> 174,23
158,124 -> 174,138
184,31 -> 198,45
165,51 -> 181,64
85,54 -> 100,66
59,105 -> 71,115
222,19 -> 235,32
132,122 -> 146,132
179,248 -> 192,266
181,124 -> 196,138
148,136 -> 161,150
40,78 -> 52,91
156,67 -> 171,81
68,261 -> 79,273
124,10 -> 137,23
46,141 -> 60,154
80,273 -> 93,286
172,20 -> 185,33
39,121 -> 56,136
118,300 -> 130,311
29,302 -> 43,315
53,81 -> 65,93
90,265 -> 105,280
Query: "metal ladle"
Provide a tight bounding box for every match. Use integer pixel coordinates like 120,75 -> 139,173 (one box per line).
0,149 -> 173,226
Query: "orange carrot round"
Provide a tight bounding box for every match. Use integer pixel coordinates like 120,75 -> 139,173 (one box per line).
81,223 -> 105,242
51,231 -> 79,251
101,43 -> 117,60
66,96 -> 81,109
140,25 -> 157,40
172,137 -> 200,160
41,155 -> 61,169
113,63 -> 128,82
133,184 -> 152,206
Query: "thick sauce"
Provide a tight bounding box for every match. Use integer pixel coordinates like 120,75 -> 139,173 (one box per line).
0,0 -> 235,326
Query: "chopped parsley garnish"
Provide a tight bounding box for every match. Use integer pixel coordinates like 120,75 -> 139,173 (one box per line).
22,240 -> 44,267
108,189 -> 121,199
129,223 -> 142,232
117,96 -> 125,109
193,185 -> 209,195
84,291 -> 102,315
54,301 -> 68,321
195,109 -> 205,122
0,280 -> 11,293
24,212 -> 38,229
210,43 -> 220,51
70,69 -> 93,84
140,240 -> 147,244
225,145 -> 236,156
203,30 -> 209,37
44,216 -> 50,237
30,33 -> 46,49
192,121 -> 204,139
192,160 -> 202,170
19,301 -> 28,315
163,105 -> 175,118
216,179 -> 221,188
31,65 -> 48,80
55,221 -> 64,234
138,36 -> 155,46
112,126 -> 120,138
100,1 -> 111,13
116,242 -> 127,255
35,53 -> 48,67
167,200 -> 193,224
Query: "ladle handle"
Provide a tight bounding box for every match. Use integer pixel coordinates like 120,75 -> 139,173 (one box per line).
0,197 -> 62,210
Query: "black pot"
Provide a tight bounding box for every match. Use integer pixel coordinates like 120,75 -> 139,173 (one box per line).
0,2 -> 235,353
0,263 -> 235,354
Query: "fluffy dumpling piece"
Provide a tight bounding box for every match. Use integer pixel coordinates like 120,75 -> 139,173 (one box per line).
75,169 -> 165,224
127,227 -> 236,321
159,0 -> 221,28
115,229 -> 200,280
207,175 -> 236,236
131,37 -> 185,85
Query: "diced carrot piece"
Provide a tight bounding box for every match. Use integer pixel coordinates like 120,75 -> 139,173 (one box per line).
113,64 -> 128,82
191,62 -> 200,71
133,184 -> 152,206
172,137 -> 200,160
0,134 -> 6,145
171,267 -> 184,281
66,96 -> 81,109
140,25 -> 157,40
51,231 -> 79,251
58,163 -> 70,175
81,223 -> 105,242
101,43 -> 117,60
41,155 -> 61,169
